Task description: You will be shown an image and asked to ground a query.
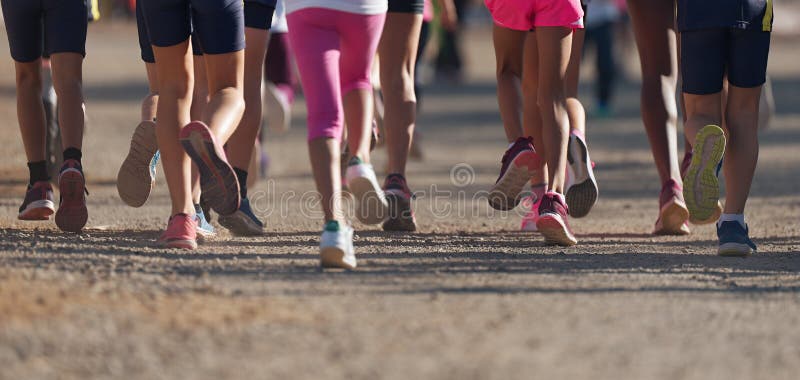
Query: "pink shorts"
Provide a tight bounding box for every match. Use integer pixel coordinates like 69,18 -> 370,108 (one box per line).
485,0 -> 584,31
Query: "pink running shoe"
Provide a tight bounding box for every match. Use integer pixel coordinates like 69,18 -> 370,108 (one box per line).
382,174 -> 417,232
489,137 -> 543,211
18,181 -> 55,220
519,195 -> 540,232
157,213 -> 198,250
179,121 -> 240,216
55,159 -> 88,233
653,179 -> 691,235
536,192 -> 578,246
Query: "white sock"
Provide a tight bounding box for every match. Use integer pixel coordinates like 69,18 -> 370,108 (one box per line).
718,213 -> 745,228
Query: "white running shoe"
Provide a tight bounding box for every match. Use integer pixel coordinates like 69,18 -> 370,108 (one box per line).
344,157 -> 388,225
320,221 -> 356,269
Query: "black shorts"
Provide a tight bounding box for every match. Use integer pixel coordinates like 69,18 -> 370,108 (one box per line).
244,1 -> 276,30
139,0 -> 245,56
1,0 -> 87,62
681,28 -> 771,95
388,0 -> 424,14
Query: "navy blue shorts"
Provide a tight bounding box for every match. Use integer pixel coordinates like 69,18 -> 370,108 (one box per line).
388,0 -> 424,14
139,0 -> 245,56
244,1 -> 276,30
681,28 -> 771,95
0,0 -> 87,62
137,1 -> 205,63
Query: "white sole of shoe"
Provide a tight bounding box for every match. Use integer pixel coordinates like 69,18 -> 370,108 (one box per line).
348,176 -> 388,225
566,135 -> 598,218
320,246 -> 357,269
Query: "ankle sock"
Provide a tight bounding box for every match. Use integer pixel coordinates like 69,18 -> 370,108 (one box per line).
27,160 -> 49,186
63,147 -> 82,163
718,213 -> 745,228
233,167 -> 248,199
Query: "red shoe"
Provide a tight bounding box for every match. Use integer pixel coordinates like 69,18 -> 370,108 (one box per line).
653,179 -> 690,235
382,174 -> 417,232
157,213 -> 198,250
179,121 -> 240,216
489,137 -> 543,211
55,160 -> 88,233
536,191 -> 578,246
18,181 -> 55,220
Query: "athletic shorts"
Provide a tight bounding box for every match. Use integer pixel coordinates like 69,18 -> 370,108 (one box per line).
681,28 -> 771,95
245,0 -> 276,30
137,1 -> 207,62
485,0 -> 584,31
0,0 -> 87,62
388,0 -> 424,14
139,0 -> 245,56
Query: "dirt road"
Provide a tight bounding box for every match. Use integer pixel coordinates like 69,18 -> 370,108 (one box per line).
0,23 -> 799,380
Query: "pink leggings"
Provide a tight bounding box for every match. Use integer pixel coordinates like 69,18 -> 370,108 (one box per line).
287,8 -> 386,142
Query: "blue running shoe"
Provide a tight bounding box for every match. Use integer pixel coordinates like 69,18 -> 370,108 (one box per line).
195,209 -> 216,240
218,197 -> 265,236
717,221 -> 756,257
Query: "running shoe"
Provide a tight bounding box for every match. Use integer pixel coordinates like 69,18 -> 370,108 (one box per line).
683,125 -> 725,224
344,157 -> 389,225
218,197 -> 265,236
195,209 -> 216,240
382,174 -> 417,232
519,195 -> 541,232
263,82 -> 292,133
55,160 -> 88,233
319,220 -> 356,269
117,120 -> 159,207
565,131 -> 598,218
536,191 -> 578,246
488,137 -> 543,211
157,213 -> 198,250
717,221 -> 756,257
18,181 -> 55,220
653,179 -> 691,235
179,121 -> 240,216
681,150 -> 723,224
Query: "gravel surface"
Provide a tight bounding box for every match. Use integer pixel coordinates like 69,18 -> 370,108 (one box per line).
0,23 -> 798,380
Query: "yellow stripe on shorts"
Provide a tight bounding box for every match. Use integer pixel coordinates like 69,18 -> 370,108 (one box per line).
762,0 -> 772,31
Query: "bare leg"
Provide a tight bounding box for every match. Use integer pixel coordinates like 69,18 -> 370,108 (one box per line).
201,50 -> 245,143
627,0 -> 681,185
13,60 -> 47,162
309,137 -> 343,222
531,27 -> 572,193
378,12 -> 423,175
722,85 -> 761,214
190,56 -> 208,204
492,25 -> 526,142
227,27 -> 269,172
50,53 -> 85,151
152,41 -> 195,216
142,62 -> 159,121
343,89 -> 374,163
565,29 -> 586,136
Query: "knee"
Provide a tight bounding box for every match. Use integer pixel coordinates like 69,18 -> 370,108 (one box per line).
15,63 -> 42,91
380,68 -> 414,101
495,58 -> 521,81
218,86 -> 245,114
